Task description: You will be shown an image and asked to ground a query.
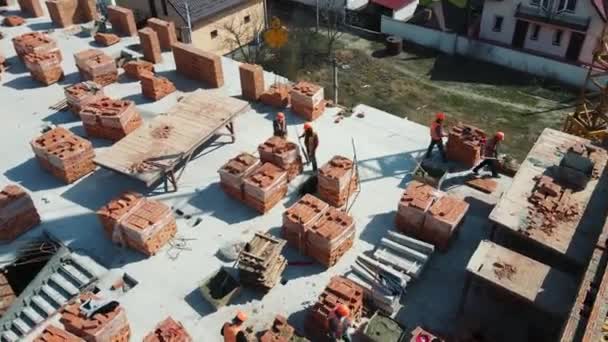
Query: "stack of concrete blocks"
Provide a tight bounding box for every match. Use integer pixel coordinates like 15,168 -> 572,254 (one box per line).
307,207 -> 356,267
242,163 -> 288,213
93,32 -> 120,46
260,315 -> 295,342
239,63 -> 264,101
283,194 -> 329,253
74,49 -> 118,86
64,81 -> 105,116
123,60 -> 154,80
79,97 -> 142,141
237,232 -> 287,291
138,27 -> 162,64
172,43 -> 224,88
17,0 -> 44,17
0,184 -> 40,241
34,325 -> 85,342
218,152 -> 260,201
12,32 -> 60,61
290,81 -> 326,121
3,15 -> 25,26
147,18 -> 177,50
318,156 -> 358,207
106,6 -> 137,36
140,73 -> 176,100
60,293 -> 131,341
143,317 -> 192,342
260,83 -> 290,108
258,136 -> 303,181
446,124 -> 486,168
30,127 -> 95,183
97,192 -> 178,256
24,50 -> 63,85
0,273 -> 16,316
45,0 -> 96,28
395,180 -> 436,235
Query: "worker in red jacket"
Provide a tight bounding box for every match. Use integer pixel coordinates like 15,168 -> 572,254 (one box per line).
472,131 -> 504,178
328,304 -> 352,342
425,112 -> 448,162
299,122 -> 319,172
273,112 -> 287,138
221,311 -> 248,342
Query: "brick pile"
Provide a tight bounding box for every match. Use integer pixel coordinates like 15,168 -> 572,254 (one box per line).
242,163 -> 288,213
318,155 -> 358,207
446,124 -> 486,168
143,317 -> 192,342
97,192 -> 177,256
283,194 -> 329,252
64,81 -> 105,115
94,32 -> 120,46
24,50 -> 63,85
258,136 -> 303,181
464,176 -> 498,194
147,18 -> 177,50
260,315 -> 295,342
307,207 -> 356,267
60,294 -> 130,342
34,325 -> 84,342
239,63 -> 264,101
238,232 -> 287,291
80,97 -> 142,141
218,152 -> 260,201
422,195 -> 469,250
106,6 -> 137,36
74,49 -> 118,85
123,60 -> 155,80
0,273 -> 16,316
138,27 -> 162,64
45,0 -> 96,28
30,127 -> 95,183
0,184 -> 40,241
290,81 -> 326,121
395,180 -> 436,236
172,42 -> 224,88
140,72 -> 176,100
3,15 -> 25,26
17,0 -> 44,17
306,276 -> 363,336
12,32 -> 60,61
526,175 -> 580,237
260,83 -> 290,108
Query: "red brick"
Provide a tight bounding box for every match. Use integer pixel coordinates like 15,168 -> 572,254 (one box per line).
396,180 -> 436,235
65,81 -> 105,115
79,97 -> 142,141
45,0 -> 95,28
258,136 -> 302,181
465,177 -> 498,194
61,294 -> 130,342
143,317 -> 192,342
12,32 -> 60,60
290,81 -> 325,121
239,63 -> 264,101
3,15 -> 25,26
138,27 -> 162,64
219,153 -> 260,200
421,195 -> 469,250
318,156 -> 357,207
260,83 -> 290,108
0,184 -> 40,241
242,163 -> 288,213
35,325 -> 84,342
17,0 -> 44,17
260,315 -> 294,342
446,124 -> 486,168
0,274 -> 16,315
140,73 -> 175,100
283,194 -> 329,251
94,32 -> 120,46
74,49 -> 117,85
147,18 -> 177,50
107,6 -> 137,36
172,42 -> 224,88
123,60 -> 155,80
24,50 -> 64,85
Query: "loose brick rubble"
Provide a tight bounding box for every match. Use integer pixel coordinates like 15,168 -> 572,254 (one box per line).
283,194 -> 330,252
242,163 -> 288,213
140,73 -> 176,100
30,127 -> 95,183
0,184 -> 40,241
147,18 -> 177,50
172,42 -> 224,87
12,32 -> 60,61
17,0 -> 44,17
258,136 -> 303,181
93,32 -> 120,46
290,81 -> 326,121
422,195 -> 469,250
138,27 -> 162,64
395,180 -> 436,236
0,273 -> 16,316
45,0 -> 96,28
3,15 -> 25,26
446,124 -> 486,168
97,192 -> 177,256
34,325 -> 84,342
79,97 -> 142,141
219,152 -> 261,201
260,315 -> 295,342
74,49 -> 118,85
24,50 -> 63,85
106,5 -> 137,36
307,207 -> 356,267
239,63 -> 264,101
60,294 -> 131,342
318,155 -> 358,207
143,317 -> 192,342
260,83 -> 290,108
65,81 -> 105,115
123,59 -> 155,80
238,232 -> 287,291
465,176 -> 498,194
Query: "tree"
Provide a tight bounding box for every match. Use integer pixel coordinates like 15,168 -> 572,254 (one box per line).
220,11 -> 267,64
320,0 -> 345,58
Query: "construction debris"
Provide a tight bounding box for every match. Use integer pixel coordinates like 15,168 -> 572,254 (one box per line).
143,317 -> 192,342
3,15 -> 25,26
93,32 -> 120,46
259,315 -> 295,342
239,63 -> 264,101
34,325 -> 84,342
0,273 -> 16,316
0,184 -> 41,241
123,60 -> 154,80
24,50 -> 64,85
219,152 -> 261,201
318,155 -> 358,207
140,73 -> 176,100
74,49 -> 118,86
64,81 -> 105,116
237,232 -> 287,291
492,260 -> 516,280
290,81 -> 326,121
260,83 -> 290,108
79,97 -> 142,141
242,163 -> 288,213
526,175 -> 580,236
258,136 -> 303,181
446,124 -> 486,168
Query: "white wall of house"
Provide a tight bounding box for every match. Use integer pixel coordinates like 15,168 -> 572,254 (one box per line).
479,0 -> 518,44
522,23 -> 572,56
346,0 -> 369,9
393,1 -> 419,20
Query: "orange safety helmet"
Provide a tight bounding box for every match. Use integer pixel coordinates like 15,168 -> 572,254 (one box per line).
435,112 -> 446,121
496,131 -> 505,141
334,304 -> 350,318
303,122 -> 313,131
235,311 -> 248,322
277,112 -> 285,120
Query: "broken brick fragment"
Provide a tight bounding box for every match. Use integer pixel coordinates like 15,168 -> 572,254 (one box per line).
3,15 -> 25,26
123,59 -> 154,80
94,32 -> 120,46
140,73 -> 176,100
0,184 -> 40,241
143,317 -> 192,342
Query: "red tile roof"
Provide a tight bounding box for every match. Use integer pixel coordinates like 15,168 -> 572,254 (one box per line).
372,0 -> 416,10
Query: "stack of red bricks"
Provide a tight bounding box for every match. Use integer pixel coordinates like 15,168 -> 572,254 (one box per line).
306,276 -> 363,337
526,175 -> 579,236
0,184 -> 40,241
123,60 -> 155,80
79,97 -> 142,141
283,194 -> 329,252
97,192 -> 177,256
143,317 -> 192,342
74,49 -> 118,86
239,63 -> 264,101
30,127 -> 95,183
93,32 -> 120,46
260,83 -> 290,108
106,6 -> 137,36
64,81 -> 105,116
396,180 -> 436,235
307,206 -> 356,267
140,72 -> 176,100
260,315 -> 295,342
218,152 -> 260,201
138,27 -> 162,64
60,294 -> 131,342
258,136 -> 303,181
242,163 -> 288,213
318,156 -> 358,207
34,325 -> 84,342
172,42 -> 224,88
13,32 -> 60,61
24,49 -> 63,85
0,273 -> 16,316
290,81 -> 326,121
3,15 -> 25,26
446,124 -> 486,168
17,0 -> 44,17
45,0 -> 96,28
147,18 -> 177,50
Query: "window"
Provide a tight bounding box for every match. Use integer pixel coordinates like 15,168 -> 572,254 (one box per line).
493,16 -> 504,32
553,29 -> 563,45
244,15 -> 251,24
558,0 -> 577,11
210,30 -> 218,39
530,24 -> 540,40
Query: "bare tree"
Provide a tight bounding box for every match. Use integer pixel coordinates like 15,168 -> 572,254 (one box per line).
320,0 -> 345,58
220,11 -> 267,64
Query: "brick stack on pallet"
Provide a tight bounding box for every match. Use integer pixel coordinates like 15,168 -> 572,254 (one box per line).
106,6 -> 137,36
30,127 -> 95,183
147,18 -> 177,50
93,32 -> 120,46
79,97 -> 142,141
97,192 -> 177,256
35,325 -> 84,342
260,315 -> 296,342
74,49 -> 118,86
283,194 -> 329,252
237,232 -> 287,291
239,63 -> 264,101
0,273 -> 16,316
395,180 -> 436,235
140,72 -> 176,100
172,42 -> 224,88
242,163 -> 288,213
123,60 -> 154,80
64,81 -> 104,116
290,81 -> 326,121
260,83 -> 290,108
258,136 -> 303,181
24,49 -> 63,85
307,207 -> 356,267
13,32 -> 60,61
446,124 -> 486,168
60,294 -> 131,342
45,0 -> 96,28
143,317 -> 192,342
318,156 -> 358,207
17,0 -> 44,17
0,184 -> 41,241
218,153 -> 261,201
3,15 -> 25,26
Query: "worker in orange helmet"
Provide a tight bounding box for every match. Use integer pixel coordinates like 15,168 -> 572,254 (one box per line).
273,112 -> 287,138
328,304 -> 352,341
425,112 -> 448,162
221,311 -> 248,342
472,131 -> 504,178
299,122 -> 319,172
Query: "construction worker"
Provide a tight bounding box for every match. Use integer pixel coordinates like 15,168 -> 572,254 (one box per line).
221,311 -> 248,342
425,112 -> 448,162
273,112 -> 287,138
299,122 -> 319,172
472,131 -> 504,178
328,304 -> 352,342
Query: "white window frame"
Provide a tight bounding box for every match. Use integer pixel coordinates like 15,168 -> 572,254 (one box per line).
493,16 -> 504,32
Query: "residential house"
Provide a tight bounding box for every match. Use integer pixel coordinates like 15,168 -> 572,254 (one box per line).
371,0 -> 420,20
479,0 -> 605,64
116,0 -> 265,55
